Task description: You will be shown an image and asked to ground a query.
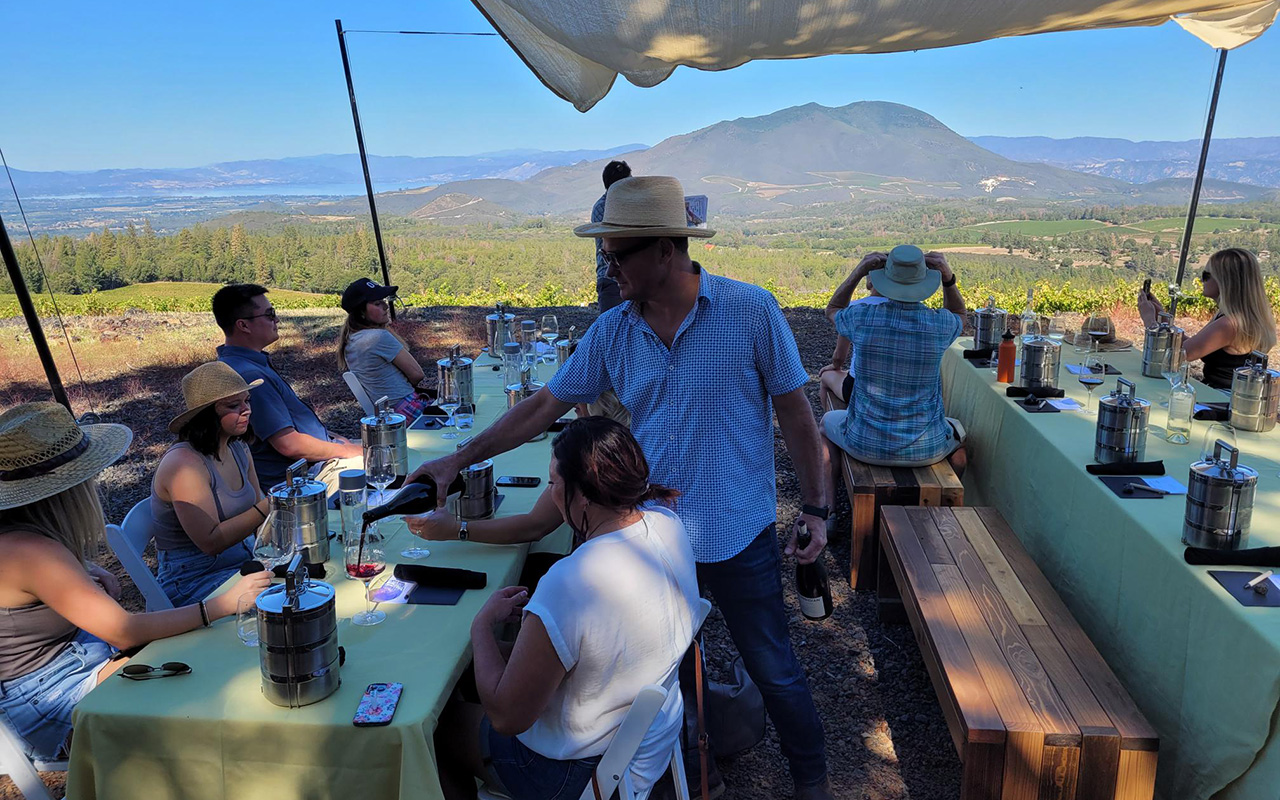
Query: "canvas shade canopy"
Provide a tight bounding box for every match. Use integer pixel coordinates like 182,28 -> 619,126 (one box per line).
469,0 -> 1279,112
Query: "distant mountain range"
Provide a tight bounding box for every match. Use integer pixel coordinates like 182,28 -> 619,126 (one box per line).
7,146 -> 648,197
970,135 -> 1280,188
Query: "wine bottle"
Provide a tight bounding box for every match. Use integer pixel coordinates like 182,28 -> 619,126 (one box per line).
362,474 -> 465,529
795,528 -> 833,621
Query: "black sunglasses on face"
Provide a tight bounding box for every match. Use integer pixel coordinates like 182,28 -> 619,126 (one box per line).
1201,271 -> 1213,282
601,239 -> 659,271
120,661 -> 192,681
241,308 -> 278,322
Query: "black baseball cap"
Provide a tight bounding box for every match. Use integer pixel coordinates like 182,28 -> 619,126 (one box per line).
341,278 -> 398,315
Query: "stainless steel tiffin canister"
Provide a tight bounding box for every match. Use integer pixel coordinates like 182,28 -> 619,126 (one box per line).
257,554 -> 341,708
268,459 -> 331,565
361,397 -> 409,479
1019,336 -> 1062,391
1141,312 -> 1185,379
1182,440 -> 1258,550
1229,351 -> 1280,433
1094,378 -> 1151,465
455,439 -> 496,520
973,296 -> 1008,352
484,302 -> 516,359
555,325 -> 579,368
436,344 -> 475,409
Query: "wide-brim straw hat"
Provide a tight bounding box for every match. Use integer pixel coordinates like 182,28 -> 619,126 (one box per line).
169,361 -> 263,434
869,244 -> 941,303
0,402 -> 132,510
573,176 -> 716,239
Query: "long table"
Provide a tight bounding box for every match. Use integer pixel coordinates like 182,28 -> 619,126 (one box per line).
941,343 -> 1280,800
67,357 -> 569,800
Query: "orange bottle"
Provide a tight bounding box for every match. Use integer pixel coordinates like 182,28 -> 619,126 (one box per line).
996,328 -> 1017,383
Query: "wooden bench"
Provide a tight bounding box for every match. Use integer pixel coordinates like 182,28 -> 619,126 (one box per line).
820,385 -> 963,591
879,505 -> 1158,800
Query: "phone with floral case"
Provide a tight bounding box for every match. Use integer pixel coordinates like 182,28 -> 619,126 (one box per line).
353,682 -> 403,727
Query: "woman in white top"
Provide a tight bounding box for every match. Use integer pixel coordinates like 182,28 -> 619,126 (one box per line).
433,417 -> 700,800
337,278 -> 432,417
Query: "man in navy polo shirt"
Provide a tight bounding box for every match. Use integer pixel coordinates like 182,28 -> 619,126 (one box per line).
213,284 -> 362,493
408,177 -> 832,800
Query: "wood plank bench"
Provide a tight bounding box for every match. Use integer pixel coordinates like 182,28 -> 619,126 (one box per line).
820,385 -> 963,592
879,505 -> 1158,800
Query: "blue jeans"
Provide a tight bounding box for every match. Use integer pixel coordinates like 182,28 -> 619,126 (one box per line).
480,716 -> 601,800
156,536 -> 254,607
0,630 -> 115,760
696,526 -> 827,786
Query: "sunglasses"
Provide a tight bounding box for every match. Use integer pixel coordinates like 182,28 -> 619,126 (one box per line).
1200,271 -> 1213,282
601,239 -> 659,271
241,308 -> 278,322
120,661 -> 192,681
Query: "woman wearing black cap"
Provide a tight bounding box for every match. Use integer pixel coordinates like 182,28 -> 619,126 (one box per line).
337,278 -> 432,417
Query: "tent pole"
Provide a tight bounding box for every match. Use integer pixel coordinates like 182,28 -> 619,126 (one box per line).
335,19 -> 395,319
1171,47 -> 1228,316
1,213 -> 71,411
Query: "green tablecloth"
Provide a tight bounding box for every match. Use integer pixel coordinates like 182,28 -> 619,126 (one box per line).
67,356 -> 569,800
942,343 -> 1280,800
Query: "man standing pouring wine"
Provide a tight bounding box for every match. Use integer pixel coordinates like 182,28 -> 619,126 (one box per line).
407,176 -> 833,800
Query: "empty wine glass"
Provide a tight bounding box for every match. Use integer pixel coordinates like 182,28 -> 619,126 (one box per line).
1199,423 -> 1237,462
236,594 -> 259,647
365,445 -> 395,506
345,534 -> 387,627
439,387 -> 460,440
540,315 -> 559,363
1079,355 -> 1105,415
1046,314 -> 1066,343
1159,346 -> 1185,408
453,402 -> 474,432
253,509 -> 297,570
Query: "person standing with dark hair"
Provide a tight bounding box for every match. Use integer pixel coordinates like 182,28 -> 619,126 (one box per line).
212,284 -> 362,493
591,160 -> 633,312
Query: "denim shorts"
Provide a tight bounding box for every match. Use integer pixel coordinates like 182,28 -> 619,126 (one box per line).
157,536 -> 254,607
0,630 -> 115,760
480,716 -> 601,800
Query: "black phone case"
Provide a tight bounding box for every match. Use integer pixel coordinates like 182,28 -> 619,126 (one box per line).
496,476 -> 541,488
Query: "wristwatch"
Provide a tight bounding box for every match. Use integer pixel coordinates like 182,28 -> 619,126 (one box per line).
458,520 -> 469,541
801,504 -> 830,520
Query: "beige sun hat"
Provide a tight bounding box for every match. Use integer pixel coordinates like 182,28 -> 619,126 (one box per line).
169,361 -> 263,434
573,176 -> 716,239
0,402 -> 132,510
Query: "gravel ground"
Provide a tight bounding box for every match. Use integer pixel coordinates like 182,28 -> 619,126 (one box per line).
1,305 -> 963,800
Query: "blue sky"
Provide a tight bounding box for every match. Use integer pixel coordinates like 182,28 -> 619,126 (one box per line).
1,0 -> 1277,171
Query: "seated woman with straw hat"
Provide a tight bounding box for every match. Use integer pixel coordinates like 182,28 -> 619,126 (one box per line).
151,361 -> 275,606
0,402 -> 270,762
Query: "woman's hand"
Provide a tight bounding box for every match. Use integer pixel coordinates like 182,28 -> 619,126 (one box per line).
87,563 -> 122,600
406,509 -> 460,541
818,364 -> 840,377
1137,288 -> 1163,328
207,571 -> 273,620
473,586 -> 529,630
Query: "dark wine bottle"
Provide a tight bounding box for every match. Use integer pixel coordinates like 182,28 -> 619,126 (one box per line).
362,474 -> 465,529
795,528 -> 833,621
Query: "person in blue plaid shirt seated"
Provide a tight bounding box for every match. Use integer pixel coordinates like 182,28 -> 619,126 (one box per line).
822,245 -> 969,488
408,175 -> 834,800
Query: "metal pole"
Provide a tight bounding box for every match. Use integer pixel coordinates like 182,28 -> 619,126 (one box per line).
1,213 -> 70,411
1171,48 -> 1228,315
336,19 -> 395,319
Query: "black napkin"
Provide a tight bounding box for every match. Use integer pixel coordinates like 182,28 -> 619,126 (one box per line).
1086,461 -> 1165,476
393,563 -> 487,590
1006,386 -> 1066,399
962,348 -> 993,361
1194,402 -> 1230,421
1185,546 -> 1280,567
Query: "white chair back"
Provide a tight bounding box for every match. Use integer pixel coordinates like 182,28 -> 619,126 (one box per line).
105,498 -> 173,611
0,716 -> 65,800
342,371 -> 376,417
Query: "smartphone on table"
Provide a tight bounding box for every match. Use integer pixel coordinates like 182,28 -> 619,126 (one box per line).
496,476 -> 541,488
353,682 -> 403,727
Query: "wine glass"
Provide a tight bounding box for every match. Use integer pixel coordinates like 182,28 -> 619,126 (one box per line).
345,534 -> 387,627
1159,346 -> 1185,408
253,509 -> 297,570
1046,314 -> 1066,343
453,402 -> 474,433
1079,355 -> 1105,415
365,445 -> 395,506
439,386 -> 460,440
236,594 -> 259,647
540,315 -> 559,363
1199,423 -> 1237,463
1085,314 -> 1110,354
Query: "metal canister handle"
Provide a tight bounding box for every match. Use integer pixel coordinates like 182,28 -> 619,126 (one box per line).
1213,439 -> 1240,471
285,458 -> 308,486
1116,377 -> 1136,400
1156,311 -> 1173,329
1249,350 -> 1269,373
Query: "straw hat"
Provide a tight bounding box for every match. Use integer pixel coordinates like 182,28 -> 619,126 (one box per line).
169,361 -> 263,433
574,176 -> 716,239
869,245 -> 941,303
0,402 -> 132,510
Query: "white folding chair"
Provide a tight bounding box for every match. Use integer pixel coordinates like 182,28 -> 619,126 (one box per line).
104,499 -> 173,611
342,371 -> 376,416
0,717 -> 65,800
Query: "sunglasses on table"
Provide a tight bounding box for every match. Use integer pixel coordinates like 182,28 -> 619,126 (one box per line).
240,308 -> 278,322
119,661 -> 192,681
601,239 -> 659,270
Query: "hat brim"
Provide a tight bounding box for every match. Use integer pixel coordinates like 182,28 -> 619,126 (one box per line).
869,268 -> 942,303
342,284 -> 399,314
573,223 -> 716,239
0,423 -> 133,511
167,378 -> 264,434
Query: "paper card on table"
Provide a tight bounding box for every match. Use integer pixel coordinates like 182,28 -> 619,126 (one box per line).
1048,398 -> 1082,411
371,577 -> 415,604
1141,475 -> 1188,495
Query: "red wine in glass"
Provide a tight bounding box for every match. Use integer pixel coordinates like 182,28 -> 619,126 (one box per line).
346,563 -> 385,580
